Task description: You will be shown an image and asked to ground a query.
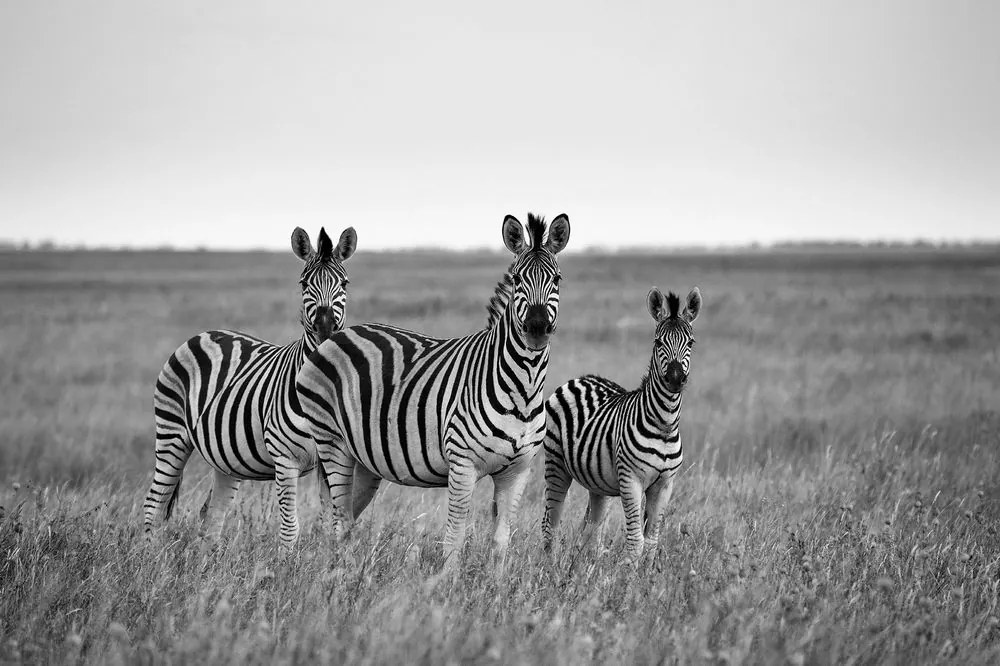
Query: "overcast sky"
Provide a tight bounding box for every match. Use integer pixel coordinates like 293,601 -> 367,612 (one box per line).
1,1 -> 998,250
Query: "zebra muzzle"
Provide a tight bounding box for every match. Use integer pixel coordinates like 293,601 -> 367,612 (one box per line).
523,305 -> 552,349
313,306 -> 339,341
664,360 -> 687,391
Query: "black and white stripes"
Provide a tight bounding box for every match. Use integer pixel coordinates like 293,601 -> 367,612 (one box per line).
541,286 -> 702,561
142,226 -> 357,547
295,214 -> 570,563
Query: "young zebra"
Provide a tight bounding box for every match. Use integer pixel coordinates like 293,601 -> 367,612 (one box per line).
142,226 -> 357,547
541,286 -> 702,562
296,213 -> 569,565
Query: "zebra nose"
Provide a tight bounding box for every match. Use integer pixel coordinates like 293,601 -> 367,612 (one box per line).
664,360 -> 686,389
523,305 -> 550,338
314,306 -> 338,340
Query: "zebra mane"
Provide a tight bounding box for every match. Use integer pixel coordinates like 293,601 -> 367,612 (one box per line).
485,266 -> 514,330
666,292 -> 681,319
526,213 -> 546,251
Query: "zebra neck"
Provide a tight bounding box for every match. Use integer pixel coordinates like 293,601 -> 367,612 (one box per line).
299,332 -> 318,363
640,366 -> 683,434
489,304 -> 549,407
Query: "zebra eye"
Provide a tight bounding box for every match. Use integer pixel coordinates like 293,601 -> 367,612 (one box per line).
553,273 -> 562,286
511,274 -> 522,287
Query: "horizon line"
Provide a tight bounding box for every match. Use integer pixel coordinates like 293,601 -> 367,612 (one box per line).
4,237 -> 1000,254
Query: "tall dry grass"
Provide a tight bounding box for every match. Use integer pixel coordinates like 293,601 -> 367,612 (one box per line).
1,247 -> 998,663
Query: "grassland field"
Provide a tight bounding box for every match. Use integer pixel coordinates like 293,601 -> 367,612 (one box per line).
0,246 -> 999,664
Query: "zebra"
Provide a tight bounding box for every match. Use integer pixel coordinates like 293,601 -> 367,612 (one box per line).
295,213 -> 570,566
142,225 -> 357,548
541,286 -> 702,562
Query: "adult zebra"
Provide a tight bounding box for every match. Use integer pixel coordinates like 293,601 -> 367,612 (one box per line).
296,213 -> 570,565
541,286 -> 702,562
142,226 -> 357,547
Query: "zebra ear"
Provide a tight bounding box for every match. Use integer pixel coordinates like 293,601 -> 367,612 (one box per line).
546,214 -> 570,254
683,287 -> 702,323
291,227 -> 313,261
502,215 -> 525,254
647,287 -> 666,321
336,227 -> 357,262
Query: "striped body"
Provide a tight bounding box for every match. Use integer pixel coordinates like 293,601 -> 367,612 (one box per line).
546,374 -> 682,496
142,226 -> 356,547
299,318 -> 548,486
542,286 -> 701,561
296,213 -> 570,565
161,331 -> 317,481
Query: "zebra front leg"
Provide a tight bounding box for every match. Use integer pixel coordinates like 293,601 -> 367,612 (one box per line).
274,461 -> 303,549
490,462 -> 532,560
643,475 -> 675,553
316,438 -> 355,541
618,474 -> 645,563
352,464 -> 383,521
201,471 -> 241,541
541,442 -> 573,551
442,453 -> 477,570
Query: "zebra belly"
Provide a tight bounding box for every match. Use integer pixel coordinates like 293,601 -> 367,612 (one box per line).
563,432 -> 620,497
344,424 -> 450,488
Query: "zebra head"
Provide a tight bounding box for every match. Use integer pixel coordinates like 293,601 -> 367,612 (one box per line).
647,286 -> 702,393
501,213 -> 571,350
291,226 -> 357,343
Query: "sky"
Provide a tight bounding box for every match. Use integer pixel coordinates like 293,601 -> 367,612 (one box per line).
0,0 -> 998,250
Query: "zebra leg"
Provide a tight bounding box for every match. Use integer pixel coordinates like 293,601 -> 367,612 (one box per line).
541,443 -> 573,551
643,475 -> 675,551
201,471 -> 241,541
316,438 -> 355,540
579,492 -> 611,548
142,428 -> 195,539
352,464 -> 383,521
619,475 -> 645,563
490,463 -> 532,559
274,461 -> 303,548
442,454 -> 477,568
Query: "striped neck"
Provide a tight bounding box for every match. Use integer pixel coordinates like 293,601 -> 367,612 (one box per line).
299,330 -> 318,362
485,296 -> 549,412
639,363 -> 683,435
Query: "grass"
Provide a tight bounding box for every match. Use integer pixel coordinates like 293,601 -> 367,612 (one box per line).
1,246 -> 999,664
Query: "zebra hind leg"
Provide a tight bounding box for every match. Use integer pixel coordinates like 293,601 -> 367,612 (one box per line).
579,492 -> 611,550
541,441 -> 573,551
316,437 -> 357,542
200,471 -> 241,542
351,464 -> 383,521
142,428 -> 195,540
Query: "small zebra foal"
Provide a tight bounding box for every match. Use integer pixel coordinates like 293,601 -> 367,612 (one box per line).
541,286 -> 702,562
